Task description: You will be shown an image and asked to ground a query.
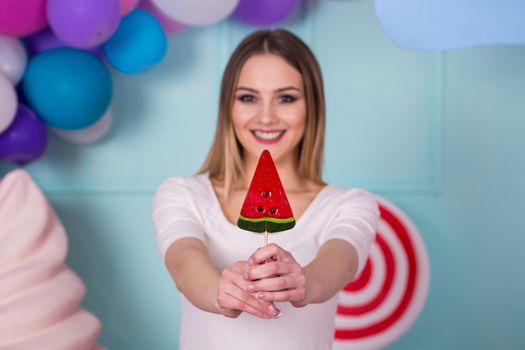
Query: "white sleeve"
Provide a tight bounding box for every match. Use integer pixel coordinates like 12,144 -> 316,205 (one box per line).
319,189 -> 379,276
152,177 -> 206,263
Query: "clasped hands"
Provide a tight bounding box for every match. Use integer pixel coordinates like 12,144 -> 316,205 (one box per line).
216,243 -> 308,319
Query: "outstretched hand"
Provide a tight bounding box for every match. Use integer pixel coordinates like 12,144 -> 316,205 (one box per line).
216,260 -> 281,319
244,243 -> 309,308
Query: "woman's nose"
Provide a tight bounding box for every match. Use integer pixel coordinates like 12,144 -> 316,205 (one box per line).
258,101 -> 278,125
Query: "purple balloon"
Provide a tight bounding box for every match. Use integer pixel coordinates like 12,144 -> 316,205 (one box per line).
24,28 -> 63,54
15,84 -> 28,105
0,104 -> 48,166
233,0 -> 299,26
47,0 -> 120,49
25,28 -> 106,60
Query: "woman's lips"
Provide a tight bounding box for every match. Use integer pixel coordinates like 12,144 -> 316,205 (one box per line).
251,130 -> 286,145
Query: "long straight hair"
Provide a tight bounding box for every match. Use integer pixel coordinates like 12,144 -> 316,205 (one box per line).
198,29 -> 326,197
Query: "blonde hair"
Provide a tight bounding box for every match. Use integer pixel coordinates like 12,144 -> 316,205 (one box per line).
197,29 -> 326,196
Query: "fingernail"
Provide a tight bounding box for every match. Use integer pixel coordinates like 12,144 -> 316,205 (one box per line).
267,304 -> 276,314
273,309 -> 282,318
248,258 -> 254,266
256,292 -> 264,300
245,284 -> 254,291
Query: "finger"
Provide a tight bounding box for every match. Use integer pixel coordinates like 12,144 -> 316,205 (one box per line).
222,264 -> 282,318
224,297 -> 271,319
221,308 -> 241,318
255,288 -> 307,303
248,243 -> 293,266
218,290 -> 270,319
223,278 -> 282,318
246,276 -> 296,292
220,280 -> 272,318
245,261 -> 297,281
227,261 -> 249,275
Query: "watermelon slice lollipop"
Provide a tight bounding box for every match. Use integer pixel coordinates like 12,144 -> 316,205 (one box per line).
237,150 -> 295,240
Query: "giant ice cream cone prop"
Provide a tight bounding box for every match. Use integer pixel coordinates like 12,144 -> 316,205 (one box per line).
0,169 -> 105,350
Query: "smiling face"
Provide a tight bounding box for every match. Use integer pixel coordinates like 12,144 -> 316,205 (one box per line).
232,53 -> 306,165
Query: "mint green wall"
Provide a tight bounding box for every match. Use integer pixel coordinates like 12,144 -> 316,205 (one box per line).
2,1 -> 524,349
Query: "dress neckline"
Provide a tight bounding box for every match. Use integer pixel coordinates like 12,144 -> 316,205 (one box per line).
202,174 -> 332,230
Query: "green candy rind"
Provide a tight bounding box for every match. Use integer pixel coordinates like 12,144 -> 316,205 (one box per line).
237,216 -> 296,233
238,215 -> 295,224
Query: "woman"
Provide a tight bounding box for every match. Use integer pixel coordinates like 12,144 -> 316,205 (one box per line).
152,29 -> 379,350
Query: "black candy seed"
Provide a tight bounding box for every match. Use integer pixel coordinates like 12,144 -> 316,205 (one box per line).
270,208 -> 277,215
262,191 -> 269,198
256,206 -> 264,212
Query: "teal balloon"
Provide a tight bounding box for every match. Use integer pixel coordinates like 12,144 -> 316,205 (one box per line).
103,9 -> 167,74
22,48 -> 112,130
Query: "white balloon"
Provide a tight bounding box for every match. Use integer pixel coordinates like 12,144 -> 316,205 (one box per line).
0,35 -> 28,85
52,108 -> 112,144
151,0 -> 239,26
0,73 -> 17,134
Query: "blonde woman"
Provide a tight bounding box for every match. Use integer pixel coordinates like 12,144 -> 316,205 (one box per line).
152,29 -> 379,350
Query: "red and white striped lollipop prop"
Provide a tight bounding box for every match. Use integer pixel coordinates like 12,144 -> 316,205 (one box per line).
334,196 -> 430,350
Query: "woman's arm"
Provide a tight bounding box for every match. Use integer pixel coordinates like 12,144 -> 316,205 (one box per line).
301,239 -> 358,305
244,239 -> 357,307
165,237 -> 280,318
244,188 -> 379,307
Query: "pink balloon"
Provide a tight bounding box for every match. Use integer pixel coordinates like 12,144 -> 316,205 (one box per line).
139,0 -> 185,34
51,108 -> 112,144
120,0 -> 141,16
0,0 -> 48,36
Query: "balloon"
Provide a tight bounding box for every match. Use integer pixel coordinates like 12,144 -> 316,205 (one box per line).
0,104 -> 47,166
24,28 -> 63,54
24,28 -> 106,61
52,108 -> 112,144
0,35 -> 27,85
15,83 -> 28,105
22,48 -> 113,130
375,0 -> 525,50
120,0 -> 141,16
233,0 -> 299,26
47,0 -> 121,48
0,0 -> 48,36
139,0 -> 185,35
151,0 -> 239,26
0,73 -> 17,134
103,9 -> 167,74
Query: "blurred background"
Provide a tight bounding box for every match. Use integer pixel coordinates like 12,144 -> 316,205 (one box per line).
1,0 -> 524,349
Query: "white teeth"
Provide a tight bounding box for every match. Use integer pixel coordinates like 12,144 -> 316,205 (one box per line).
253,130 -> 284,140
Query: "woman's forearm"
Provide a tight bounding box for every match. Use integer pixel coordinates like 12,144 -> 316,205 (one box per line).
165,238 -> 222,314
302,239 -> 358,305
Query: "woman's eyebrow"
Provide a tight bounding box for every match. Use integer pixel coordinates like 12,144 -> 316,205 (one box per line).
275,86 -> 301,92
236,86 -> 258,92
235,86 -> 302,93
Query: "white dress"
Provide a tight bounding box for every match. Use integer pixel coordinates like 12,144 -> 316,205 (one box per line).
152,174 -> 379,350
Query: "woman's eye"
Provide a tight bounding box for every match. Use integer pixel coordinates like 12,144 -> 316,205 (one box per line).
279,95 -> 297,103
238,94 -> 256,103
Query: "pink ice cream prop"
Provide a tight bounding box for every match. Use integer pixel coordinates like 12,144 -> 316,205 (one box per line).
0,169 -> 105,350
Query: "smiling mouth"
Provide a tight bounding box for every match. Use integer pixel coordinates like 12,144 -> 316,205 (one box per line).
251,130 -> 286,144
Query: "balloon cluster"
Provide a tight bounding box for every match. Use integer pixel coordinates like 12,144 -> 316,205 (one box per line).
0,0 -> 300,166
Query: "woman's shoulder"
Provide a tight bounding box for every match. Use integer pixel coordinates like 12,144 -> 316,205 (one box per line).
322,183 -> 378,207
154,174 -> 211,198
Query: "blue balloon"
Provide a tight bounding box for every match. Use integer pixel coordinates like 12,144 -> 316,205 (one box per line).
375,0 -> 525,50
103,9 -> 167,74
22,48 -> 112,130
